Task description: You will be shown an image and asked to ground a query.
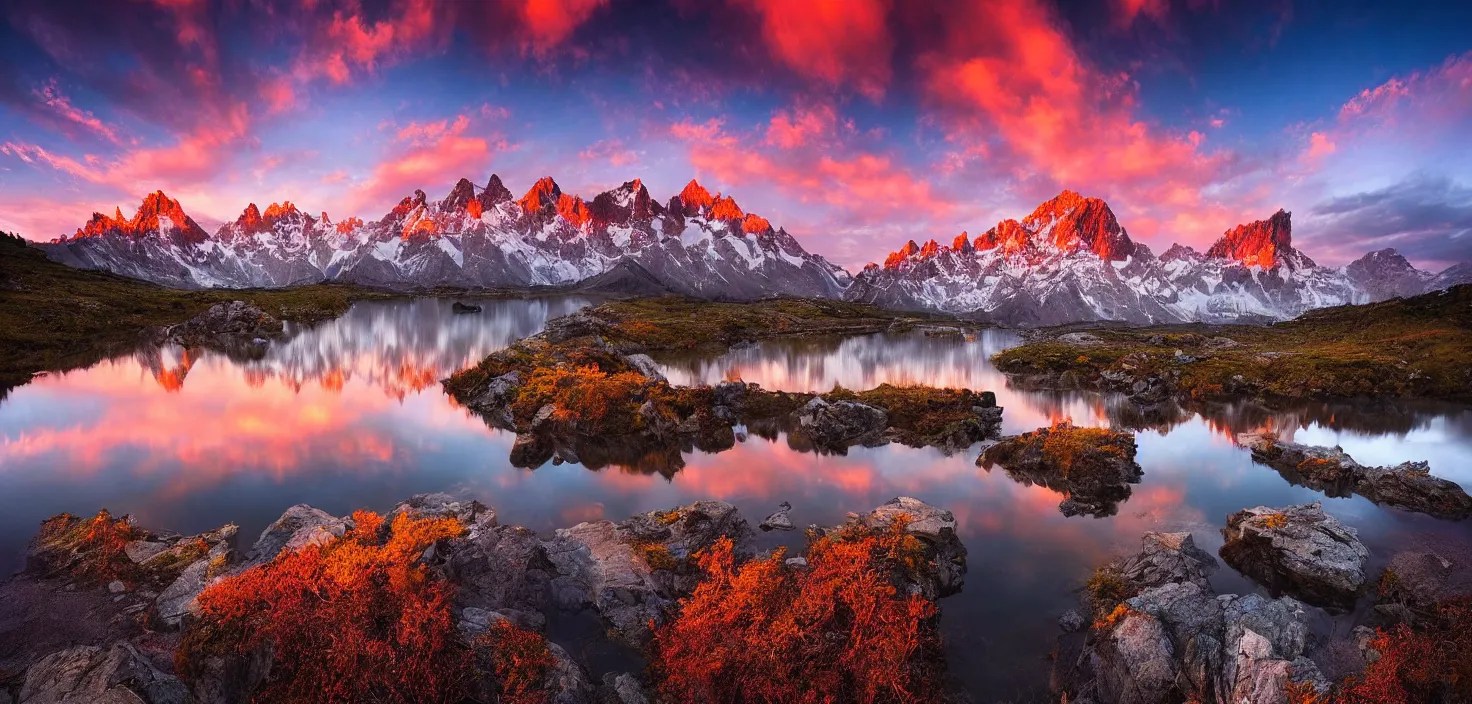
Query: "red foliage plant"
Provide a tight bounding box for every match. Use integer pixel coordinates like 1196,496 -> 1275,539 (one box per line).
650,519 -> 944,704
1336,595 -> 1472,703
477,620 -> 558,704
177,510 -> 472,704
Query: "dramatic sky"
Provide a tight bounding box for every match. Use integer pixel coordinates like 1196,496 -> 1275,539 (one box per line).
1,0 -> 1469,271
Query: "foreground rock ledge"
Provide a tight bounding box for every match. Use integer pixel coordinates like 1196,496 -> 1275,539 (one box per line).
1237,432 -> 1472,520
1053,531 -> 1330,704
0,493 -> 967,704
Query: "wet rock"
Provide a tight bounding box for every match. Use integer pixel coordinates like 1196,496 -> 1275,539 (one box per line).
1059,608 -> 1087,633
713,380 -> 748,408
846,497 -> 967,598
544,501 -> 754,646
980,423 -> 1142,517
544,642 -> 596,704
760,502 -> 794,531
788,397 -> 888,452
18,642 -> 192,704
510,432 -> 555,468
170,301 -> 283,348
1237,432 -> 1472,519
446,524 -> 560,617
238,505 -> 348,570
597,672 -> 649,704
469,371 -> 521,426
622,354 -> 666,383
451,301 -> 482,314
1220,502 -> 1369,608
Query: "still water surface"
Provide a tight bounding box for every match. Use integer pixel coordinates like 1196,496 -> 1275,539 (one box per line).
3,298 -> 1470,697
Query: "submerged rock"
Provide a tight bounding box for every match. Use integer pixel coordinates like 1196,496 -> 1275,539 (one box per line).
1219,502 -> 1369,608
451,301 -> 482,314
1237,433 -> 1472,519
980,422 -> 1142,517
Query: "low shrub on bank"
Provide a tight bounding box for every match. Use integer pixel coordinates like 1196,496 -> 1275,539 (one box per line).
651,520 -> 944,703
1336,595 -> 1472,703
32,509 -> 144,584
177,510 -> 471,703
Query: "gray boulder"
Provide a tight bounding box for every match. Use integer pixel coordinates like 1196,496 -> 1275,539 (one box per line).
19,642 -> 192,704
1220,503 -> 1369,608
544,501 -> 753,646
789,397 -> 888,451
238,504 -> 349,570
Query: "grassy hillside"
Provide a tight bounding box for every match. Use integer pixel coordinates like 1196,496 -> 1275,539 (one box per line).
992,285 -> 1472,400
0,233 -> 391,390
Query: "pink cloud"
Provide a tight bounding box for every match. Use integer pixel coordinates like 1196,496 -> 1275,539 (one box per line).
1336,51 -> 1472,128
729,0 -> 894,100
353,112 -> 506,213
765,103 -> 840,149
578,139 -> 639,167
1305,131 -> 1336,160
32,80 -> 121,144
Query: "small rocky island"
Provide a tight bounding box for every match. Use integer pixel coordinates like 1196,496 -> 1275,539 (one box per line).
0,494 -> 969,703
980,422 -> 1143,517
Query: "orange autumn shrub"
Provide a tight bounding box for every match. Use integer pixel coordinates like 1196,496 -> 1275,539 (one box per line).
34,509 -> 144,583
651,521 -> 944,704
178,510 -> 470,704
513,364 -> 653,431
1039,423 -> 1129,474
1336,595 -> 1472,703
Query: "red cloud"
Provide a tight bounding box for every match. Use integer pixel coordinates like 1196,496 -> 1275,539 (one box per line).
729,0 -> 894,100
916,0 -> 1235,247
578,138 -> 638,167
519,0 -> 609,56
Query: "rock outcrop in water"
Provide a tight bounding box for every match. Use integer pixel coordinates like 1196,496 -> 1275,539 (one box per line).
1237,432 -> 1472,520
1219,502 -> 1370,608
1052,531 -> 1331,704
979,422 -> 1143,517
0,494 -> 967,704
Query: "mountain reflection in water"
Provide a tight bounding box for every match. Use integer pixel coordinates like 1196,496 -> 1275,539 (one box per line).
2,301 -> 1470,697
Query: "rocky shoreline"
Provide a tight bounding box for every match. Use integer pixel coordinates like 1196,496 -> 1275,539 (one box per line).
0,494 -> 968,703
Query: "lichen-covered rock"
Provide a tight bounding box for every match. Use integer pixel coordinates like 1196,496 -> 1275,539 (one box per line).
18,642 -> 192,704
843,496 -> 967,599
980,422 -> 1142,517
237,504 -> 348,570
1237,432 -> 1472,519
152,533 -> 234,629
597,673 -> 649,704
1220,502 -> 1369,608
788,397 -> 888,452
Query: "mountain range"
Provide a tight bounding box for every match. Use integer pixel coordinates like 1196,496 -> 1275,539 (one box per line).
37,178 -> 1471,325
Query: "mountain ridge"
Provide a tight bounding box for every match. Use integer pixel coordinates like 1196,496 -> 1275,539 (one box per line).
38,181 -> 1471,324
